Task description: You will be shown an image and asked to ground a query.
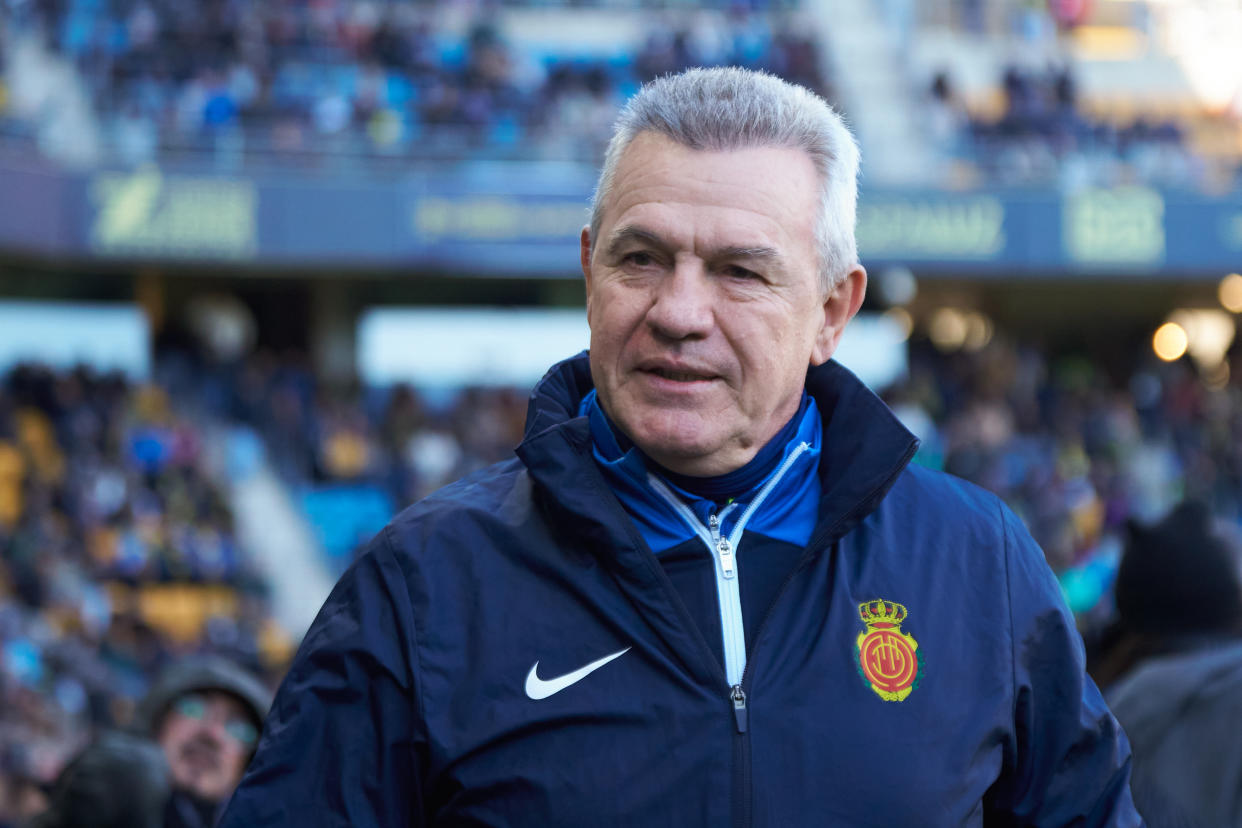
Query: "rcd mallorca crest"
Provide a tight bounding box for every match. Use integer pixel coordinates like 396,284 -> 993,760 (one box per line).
855,599 -> 922,702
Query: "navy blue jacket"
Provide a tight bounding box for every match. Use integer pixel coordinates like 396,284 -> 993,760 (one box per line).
220,355 -> 1142,827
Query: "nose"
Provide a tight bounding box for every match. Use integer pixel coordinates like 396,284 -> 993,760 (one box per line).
645,257 -> 714,341
195,717 -> 228,748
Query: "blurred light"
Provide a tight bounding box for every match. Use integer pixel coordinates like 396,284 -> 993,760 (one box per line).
1219,273 -> 1242,313
1152,322 -> 1188,361
882,307 -> 913,341
0,301 -> 150,379
1169,308 -> 1236,369
929,308 -> 967,352
833,313 -> 910,389
962,312 -> 993,352
1070,25 -> 1146,60
1166,5 -> 1242,111
877,266 -> 917,307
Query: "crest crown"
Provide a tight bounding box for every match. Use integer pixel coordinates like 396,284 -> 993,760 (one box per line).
858,600 -> 907,626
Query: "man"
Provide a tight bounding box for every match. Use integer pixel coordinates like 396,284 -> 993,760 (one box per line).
34,656 -> 270,828
1100,501 -> 1242,827
138,657 -> 270,827
220,68 -> 1142,826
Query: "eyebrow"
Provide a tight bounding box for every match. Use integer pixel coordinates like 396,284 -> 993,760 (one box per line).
603,225 -> 781,264
603,226 -> 667,259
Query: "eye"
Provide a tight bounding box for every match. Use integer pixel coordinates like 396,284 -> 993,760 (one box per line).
174,695 -> 208,721
621,251 -> 657,268
225,718 -> 259,747
722,264 -> 761,281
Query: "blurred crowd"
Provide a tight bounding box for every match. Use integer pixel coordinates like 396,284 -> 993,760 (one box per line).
926,65 -> 1203,189
177,348 -> 528,565
207,352 -> 526,502
0,363 -> 281,825
1,0 -> 831,167
2,0 -> 1238,189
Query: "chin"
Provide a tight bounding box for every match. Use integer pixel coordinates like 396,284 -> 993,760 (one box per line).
635,430 -> 723,473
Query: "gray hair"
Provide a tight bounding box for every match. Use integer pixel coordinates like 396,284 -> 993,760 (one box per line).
589,67 -> 861,292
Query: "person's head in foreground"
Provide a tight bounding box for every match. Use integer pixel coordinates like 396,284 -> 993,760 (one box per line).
581,67 -> 867,473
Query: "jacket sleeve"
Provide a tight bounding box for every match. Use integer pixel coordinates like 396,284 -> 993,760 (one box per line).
218,527 -> 427,827
984,505 -> 1145,827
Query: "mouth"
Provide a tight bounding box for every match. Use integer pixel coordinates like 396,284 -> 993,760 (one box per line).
646,368 -> 715,382
638,361 -> 720,384
180,742 -> 220,770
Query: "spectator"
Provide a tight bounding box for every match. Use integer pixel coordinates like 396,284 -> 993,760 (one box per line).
1101,501 -> 1242,828
32,655 -> 271,828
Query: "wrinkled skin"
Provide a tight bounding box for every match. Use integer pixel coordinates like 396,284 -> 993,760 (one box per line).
583,132 -> 866,475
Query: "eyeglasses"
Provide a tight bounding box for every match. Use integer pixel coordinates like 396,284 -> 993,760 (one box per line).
173,694 -> 260,747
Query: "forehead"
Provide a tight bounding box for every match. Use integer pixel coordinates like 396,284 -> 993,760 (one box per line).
598,132 -> 820,257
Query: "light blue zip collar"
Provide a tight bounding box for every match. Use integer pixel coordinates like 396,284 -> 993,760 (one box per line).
581,391 -> 823,554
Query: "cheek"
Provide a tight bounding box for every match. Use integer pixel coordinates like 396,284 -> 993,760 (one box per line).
221,746 -> 248,780
591,304 -> 642,363
160,719 -> 193,748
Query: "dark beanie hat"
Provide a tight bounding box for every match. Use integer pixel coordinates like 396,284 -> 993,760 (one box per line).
1116,500 -> 1242,637
134,655 -> 272,740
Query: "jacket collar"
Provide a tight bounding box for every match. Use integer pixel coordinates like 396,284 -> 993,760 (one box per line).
516,351 -> 919,548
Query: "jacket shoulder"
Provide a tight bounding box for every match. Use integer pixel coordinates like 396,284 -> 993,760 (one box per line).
384,457 -> 531,549
883,461 -> 1013,537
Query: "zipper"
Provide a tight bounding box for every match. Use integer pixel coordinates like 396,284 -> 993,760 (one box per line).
709,513 -> 736,578
652,479 -> 747,686
730,684 -> 747,732
707,506 -> 745,691
648,440 -> 812,694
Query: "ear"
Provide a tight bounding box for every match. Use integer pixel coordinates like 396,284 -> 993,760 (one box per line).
580,225 -> 595,322
810,265 -> 867,366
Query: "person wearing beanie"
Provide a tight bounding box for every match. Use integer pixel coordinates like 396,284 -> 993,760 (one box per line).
1104,500 -> 1242,828
1115,500 -> 1242,641
29,655 -> 272,828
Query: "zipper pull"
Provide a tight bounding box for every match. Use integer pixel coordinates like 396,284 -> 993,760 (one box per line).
708,513 -> 719,531
731,685 -> 748,733
716,537 -> 735,579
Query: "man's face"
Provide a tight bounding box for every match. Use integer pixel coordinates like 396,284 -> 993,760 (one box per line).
157,690 -> 257,804
583,132 -> 864,475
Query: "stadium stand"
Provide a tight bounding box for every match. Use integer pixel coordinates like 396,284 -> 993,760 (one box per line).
904,0 -> 1242,189
1,1 -> 835,168
0,362 -> 286,823
926,64 -> 1201,188
229,356 -> 527,567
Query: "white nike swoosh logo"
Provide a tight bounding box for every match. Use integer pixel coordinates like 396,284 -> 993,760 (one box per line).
524,646 -> 631,700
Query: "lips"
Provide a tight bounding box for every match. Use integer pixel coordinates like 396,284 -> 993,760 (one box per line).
650,368 -> 713,382
637,359 -> 720,383
180,739 -> 221,770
